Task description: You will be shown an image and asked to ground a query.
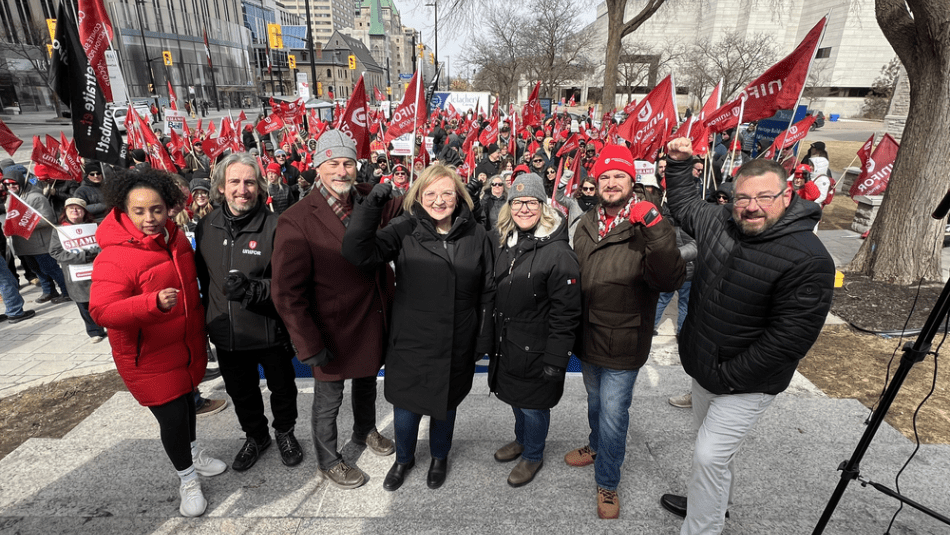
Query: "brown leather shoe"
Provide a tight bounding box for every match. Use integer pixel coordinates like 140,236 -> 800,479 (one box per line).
597,487 -> 620,519
507,459 -> 543,487
319,461 -> 366,489
494,440 -> 525,462
564,445 -> 596,467
353,429 -> 394,456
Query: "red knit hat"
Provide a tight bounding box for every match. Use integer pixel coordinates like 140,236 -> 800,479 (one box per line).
591,144 -> 636,179
266,162 -> 281,174
34,164 -> 49,179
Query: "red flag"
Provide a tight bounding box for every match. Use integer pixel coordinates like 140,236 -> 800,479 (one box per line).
850,134 -> 899,198
77,0 -> 114,102
705,17 -> 827,133
384,71 -> 426,143
337,76 -> 372,159
238,110 -> 248,122
683,80 -> 722,157
203,29 -> 213,68
30,137 -> 71,180
522,81 -> 542,129
617,75 -> 677,160
556,133 -> 581,157
203,135 -> 231,161
567,94 -> 576,107
759,115 -> 817,160
167,81 -> 178,110
206,120 -> 217,135
130,109 -> 177,172
856,134 -> 874,176
61,139 -> 84,181
168,129 -> 187,169
0,118 -> 22,156
3,192 -> 43,239
374,86 -> 384,102
478,115 -> 498,146
45,134 -> 61,155
256,114 -> 285,135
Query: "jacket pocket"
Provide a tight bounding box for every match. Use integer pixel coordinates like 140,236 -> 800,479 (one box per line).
588,309 -> 640,357
505,328 -> 545,379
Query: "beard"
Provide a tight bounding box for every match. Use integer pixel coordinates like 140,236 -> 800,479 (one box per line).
597,191 -> 632,209
735,208 -> 781,236
329,177 -> 355,196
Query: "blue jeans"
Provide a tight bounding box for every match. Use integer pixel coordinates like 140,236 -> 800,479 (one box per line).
582,361 -> 639,490
28,254 -> 68,297
655,280 -> 692,334
512,406 -> 550,462
393,406 -> 457,465
0,260 -> 24,316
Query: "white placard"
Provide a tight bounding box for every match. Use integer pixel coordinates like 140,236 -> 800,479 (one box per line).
390,133 -> 414,156
57,224 -> 98,253
164,109 -> 188,135
634,160 -> 657,183
105,50 -> 128,107
68,263 -> 94,282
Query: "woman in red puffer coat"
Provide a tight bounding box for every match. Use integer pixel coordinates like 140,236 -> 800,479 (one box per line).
90,168 -> 225,518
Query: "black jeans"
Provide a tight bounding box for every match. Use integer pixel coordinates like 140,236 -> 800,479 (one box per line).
76,302 -> 106,337
312,375 -> 378,470
148,392 -> 197,471
218,346 -> 298,444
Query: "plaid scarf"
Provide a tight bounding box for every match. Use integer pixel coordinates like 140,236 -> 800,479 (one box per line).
597,197 -> 634,240
315,180 -> 355,227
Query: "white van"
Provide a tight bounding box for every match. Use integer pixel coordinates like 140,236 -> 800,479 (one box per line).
109,103 -> 151,133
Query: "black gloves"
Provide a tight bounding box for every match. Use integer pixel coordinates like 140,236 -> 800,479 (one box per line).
299,347 -> 335,368
223,271 -> 249,301
542,365 -> 565,382
223,270 -> 263,305
366,182 -> 393,207
465,177 -> 482,197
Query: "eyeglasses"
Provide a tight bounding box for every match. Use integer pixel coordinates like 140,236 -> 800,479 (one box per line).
532,159 -> 544,163
423,190 -> 456,203
194,191 -> 209,196
511,199 -> 541,211
715,194 -> 728,200
733,190 -> 786,208
582,186 -> 596,192
87,172 -> 101,176
491,182 -> 504,187
394,172 -> 407,176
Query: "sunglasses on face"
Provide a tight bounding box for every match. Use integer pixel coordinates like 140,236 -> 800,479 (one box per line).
533,159 -> 544,163
582,186 -> 596,192
716,194 -> 728,200
87,172 -> 101,176
491,182 -> 504,187
394,172 -> 407,176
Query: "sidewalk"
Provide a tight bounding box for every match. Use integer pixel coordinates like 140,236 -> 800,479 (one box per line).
1,230 -> 949,533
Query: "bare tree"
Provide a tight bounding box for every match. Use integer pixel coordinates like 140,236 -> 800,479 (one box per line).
858,57 -> 900,119
0,19 -> 64,116
680,32 -> 780,104
616,40 -> 682,103
517,0 -> 596,98
846,0 -> 950,284
464,1 -> 523,104
801,57 -> 839,111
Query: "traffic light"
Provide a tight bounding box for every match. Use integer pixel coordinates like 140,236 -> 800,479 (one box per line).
288,55 -> 296,69
417,43 -> 424,58
348,55 -> 356,70
162,51 -> 173,66
386,86 -> 392,95
429,52 -> 434,65
267,23 -> 283,49
148,83 -> 154,94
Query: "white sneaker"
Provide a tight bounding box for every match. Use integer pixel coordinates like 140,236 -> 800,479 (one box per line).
668,392 -> 692,409
193,449 -> 227,477
179,478 -> 207,517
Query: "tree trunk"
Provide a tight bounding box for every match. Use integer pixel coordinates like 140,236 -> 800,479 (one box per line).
847,0 -> 950,284
601,0 -> 626,112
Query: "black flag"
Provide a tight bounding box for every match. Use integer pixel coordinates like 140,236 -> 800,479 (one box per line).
425,63 -> 442,116
48,1 -> 125,166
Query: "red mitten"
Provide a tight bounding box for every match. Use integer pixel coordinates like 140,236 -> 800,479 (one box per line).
629,201 -> 662,228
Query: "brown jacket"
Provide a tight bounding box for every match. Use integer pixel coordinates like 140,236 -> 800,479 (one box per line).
572,208 -> 685,370
272,184 -> 400,381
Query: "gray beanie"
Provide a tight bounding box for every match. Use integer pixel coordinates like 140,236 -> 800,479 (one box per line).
508,173 -> 546,203
313,130 -> 357,167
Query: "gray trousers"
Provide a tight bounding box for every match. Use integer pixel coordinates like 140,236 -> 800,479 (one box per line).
311,375 -> 379,470
682,379 -> 775,535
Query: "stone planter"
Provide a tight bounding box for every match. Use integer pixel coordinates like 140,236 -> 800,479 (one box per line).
839,166 -> 862,193
851,195 -> 883,234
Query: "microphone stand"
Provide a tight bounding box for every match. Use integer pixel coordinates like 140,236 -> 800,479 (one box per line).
812,188 -> 950,533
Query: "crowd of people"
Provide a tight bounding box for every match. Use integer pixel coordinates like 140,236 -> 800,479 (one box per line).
0,103 -> 838,533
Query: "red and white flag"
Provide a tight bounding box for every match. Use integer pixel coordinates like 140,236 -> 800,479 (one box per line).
374,86 -> 384,102
384,71 -> 426,144
337,76 -> 372,158
29,136 -> 71,180
617,74 -> 677,161
256,114 -> 285,136
167,81 -> 178,110
567,94 -> 576,107
3,192 -> 42,239
522,81 -> 542,129
556,133 -> 581,157
0,118 -> 22,156
759,115 -> 817,160
850,134 -> 899,198
856,134 -> 874,173
77,0 -> 114,102
203,29 -> 213,68
705,16 -> 827,133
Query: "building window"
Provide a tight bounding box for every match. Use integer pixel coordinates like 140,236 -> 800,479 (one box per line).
327,68 -> 332,77
816,47 -> 831,59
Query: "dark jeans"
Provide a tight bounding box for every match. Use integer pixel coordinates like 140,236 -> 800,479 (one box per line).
393,406 -> 457,465
76,302 -> 106,337
311,375 -> 378,470
24,254 -> 68,297
218,347 -> 298,444
148,392 -> 197,471
512,406 -> 550,462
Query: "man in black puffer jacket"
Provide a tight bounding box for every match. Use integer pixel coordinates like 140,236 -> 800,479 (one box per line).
195,152 -> 302,474
659,137 -> 835,534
